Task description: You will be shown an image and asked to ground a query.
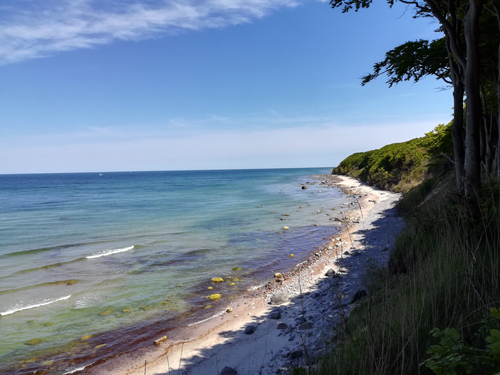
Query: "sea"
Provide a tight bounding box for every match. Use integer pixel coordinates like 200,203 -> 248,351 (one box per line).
0,168 -> 348,374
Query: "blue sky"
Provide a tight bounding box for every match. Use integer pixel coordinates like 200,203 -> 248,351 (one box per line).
0,0 -> 452,173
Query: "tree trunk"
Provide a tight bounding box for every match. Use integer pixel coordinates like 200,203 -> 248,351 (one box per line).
452,83 -> 466,191
463,0 -> 484,196
494,3 -> 500,181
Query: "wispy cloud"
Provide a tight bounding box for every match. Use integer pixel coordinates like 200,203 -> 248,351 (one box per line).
0,0 -> 301,64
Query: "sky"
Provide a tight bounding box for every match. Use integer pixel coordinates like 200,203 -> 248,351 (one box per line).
0,0 -> 453,174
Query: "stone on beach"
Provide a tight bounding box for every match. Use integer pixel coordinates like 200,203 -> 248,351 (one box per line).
271,292 -> 289,304
153,335 -> 167,346
209,294 -> 221,300
290,349 -> 303,359
325,268 -> 336,277
298,322 -> 313,330
244,325 -> 257,334
269,310 -> 281,319
220,366 -> 238,375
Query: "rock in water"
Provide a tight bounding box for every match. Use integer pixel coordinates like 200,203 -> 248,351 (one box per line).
211,277 -> 224,283
301,185 -> 308,190
271,292 -> 289,304
220,366 -> 238,375
209,294 -> 221,300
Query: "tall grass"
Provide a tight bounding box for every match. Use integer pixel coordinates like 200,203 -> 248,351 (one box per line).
316,177 -> 500,375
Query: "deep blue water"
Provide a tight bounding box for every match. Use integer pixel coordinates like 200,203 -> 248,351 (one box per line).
0,168 -> 345,374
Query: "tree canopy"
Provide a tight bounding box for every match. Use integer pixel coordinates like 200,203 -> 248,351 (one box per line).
330,0 -> 500,196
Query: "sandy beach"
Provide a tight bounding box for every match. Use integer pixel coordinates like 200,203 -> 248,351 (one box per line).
83,175 -> 404,375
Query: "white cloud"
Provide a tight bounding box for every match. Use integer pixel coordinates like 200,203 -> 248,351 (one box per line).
0,0 -> 302,64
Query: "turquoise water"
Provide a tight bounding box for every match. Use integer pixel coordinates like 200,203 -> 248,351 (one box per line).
0,168 -> 345,374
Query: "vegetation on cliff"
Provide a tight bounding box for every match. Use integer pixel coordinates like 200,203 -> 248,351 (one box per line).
330,0 -> 500,197
318,2 -> 500,373
332,122 -> 453,192
317,168 -> 500,374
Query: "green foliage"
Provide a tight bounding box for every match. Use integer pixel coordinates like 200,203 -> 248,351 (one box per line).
291,368 -> 308,375
361,38 -> 450,87
332,122 -> 453,192
317,172 -> 500,375
422,308 -> 500,375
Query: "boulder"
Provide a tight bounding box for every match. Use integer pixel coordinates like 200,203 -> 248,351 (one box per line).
269,311 -> 281,319
298,322 -> 313,330
244,325 -> 257,334
277,323 -> 288,330
325,268 -> 336,277
220,366 -> 238,375
271,292 -> 289,305
290,349 -> 303,359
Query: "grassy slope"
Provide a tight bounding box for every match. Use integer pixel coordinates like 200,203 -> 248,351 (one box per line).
317,124 -> 500,375
332,122 -> 453,193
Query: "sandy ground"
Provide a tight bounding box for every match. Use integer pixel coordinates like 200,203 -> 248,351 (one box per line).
84,175 -> 404,375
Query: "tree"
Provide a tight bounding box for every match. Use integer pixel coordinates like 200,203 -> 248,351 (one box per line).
330,0 -> 499,197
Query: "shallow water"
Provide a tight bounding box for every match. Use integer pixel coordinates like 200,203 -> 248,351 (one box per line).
0,168 -> 346,374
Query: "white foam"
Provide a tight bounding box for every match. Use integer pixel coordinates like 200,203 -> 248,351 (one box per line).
188,308 -> 230,326
0,295 -> 71,316
63,364 -> 90,374
86,245 -> 134,259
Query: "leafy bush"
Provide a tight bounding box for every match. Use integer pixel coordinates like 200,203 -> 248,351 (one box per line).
422,308 -> 500,375
332,122 -> 453,192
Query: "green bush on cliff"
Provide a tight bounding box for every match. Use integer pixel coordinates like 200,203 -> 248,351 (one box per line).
332,122 -> 453,192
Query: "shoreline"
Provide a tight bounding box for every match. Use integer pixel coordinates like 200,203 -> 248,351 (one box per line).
82,174 -> 404,375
